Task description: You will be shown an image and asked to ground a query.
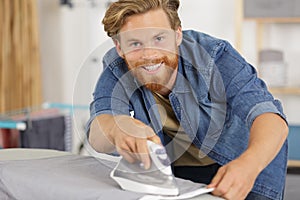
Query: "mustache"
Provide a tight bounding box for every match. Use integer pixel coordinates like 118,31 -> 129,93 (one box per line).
132,56 -> 176,68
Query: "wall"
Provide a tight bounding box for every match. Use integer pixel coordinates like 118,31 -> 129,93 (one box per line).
259,24 -> 300,124
37,0 -> 114,152
37,0 -> 300,125
37,0 -> 64,103
37,0 -> 110,105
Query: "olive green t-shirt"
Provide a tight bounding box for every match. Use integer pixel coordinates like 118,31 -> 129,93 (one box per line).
153,92 -> 215,166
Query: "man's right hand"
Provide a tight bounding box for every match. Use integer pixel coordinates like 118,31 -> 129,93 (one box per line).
89,114 -> 161,169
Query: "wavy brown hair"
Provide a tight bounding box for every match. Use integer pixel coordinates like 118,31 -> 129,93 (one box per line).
102,0 -> 181,38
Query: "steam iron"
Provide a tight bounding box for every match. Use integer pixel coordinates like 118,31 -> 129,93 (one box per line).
110,140 -> 179,196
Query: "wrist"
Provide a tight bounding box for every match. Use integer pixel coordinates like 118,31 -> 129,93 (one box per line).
238,152 -> 266,175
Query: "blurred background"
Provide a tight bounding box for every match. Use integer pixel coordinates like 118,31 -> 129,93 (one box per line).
0,0 -> 300,160
1,1 -> 300,198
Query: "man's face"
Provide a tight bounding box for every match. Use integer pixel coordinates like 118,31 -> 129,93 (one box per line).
115,9 -> 182,94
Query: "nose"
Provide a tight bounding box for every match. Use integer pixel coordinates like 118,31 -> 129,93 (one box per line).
141,46 -> 158,60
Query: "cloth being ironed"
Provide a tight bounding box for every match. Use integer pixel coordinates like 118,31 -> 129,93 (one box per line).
0,155 -> 220,200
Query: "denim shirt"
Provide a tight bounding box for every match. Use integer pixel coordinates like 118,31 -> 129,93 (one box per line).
88,30 -> 288,199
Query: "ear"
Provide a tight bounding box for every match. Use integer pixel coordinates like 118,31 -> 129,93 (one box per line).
113,39 -> 124,58
175,26 -> 183,46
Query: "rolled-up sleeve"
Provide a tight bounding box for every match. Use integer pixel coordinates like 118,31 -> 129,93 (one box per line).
216,41 -> 287,128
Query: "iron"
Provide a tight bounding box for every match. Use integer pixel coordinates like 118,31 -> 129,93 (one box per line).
110,140 -> 180,196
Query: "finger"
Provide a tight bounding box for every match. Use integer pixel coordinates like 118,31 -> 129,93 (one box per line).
144,125 -> 158,138
207,167 -> 226,188
124,137 -> 138,154
118,149 -> 136,164
221,183 -> 246,200
136,139 -> 151,169
116,140 -> 137,163
211,170 -> 233,197
223,181 -> 250,200
147,135 -> 162,145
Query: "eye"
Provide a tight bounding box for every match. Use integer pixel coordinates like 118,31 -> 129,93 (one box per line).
130,41 -> 141,48
156,36 -> 164,42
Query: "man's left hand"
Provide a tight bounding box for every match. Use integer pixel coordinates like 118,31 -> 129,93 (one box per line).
207,157 -> 260,200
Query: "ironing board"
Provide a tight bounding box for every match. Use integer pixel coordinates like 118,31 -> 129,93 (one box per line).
0,148 -> 223,200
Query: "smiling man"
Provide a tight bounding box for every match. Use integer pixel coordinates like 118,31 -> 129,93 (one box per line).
115,9 -> 181,95
87,0 -> 288,199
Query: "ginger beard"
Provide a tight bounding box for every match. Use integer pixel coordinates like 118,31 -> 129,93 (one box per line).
124,51 -> 179,93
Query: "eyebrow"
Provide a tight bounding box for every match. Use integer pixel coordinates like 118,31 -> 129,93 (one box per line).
126,38 -> 140,43
123,30 -> 169,43
153,31 -> 168,38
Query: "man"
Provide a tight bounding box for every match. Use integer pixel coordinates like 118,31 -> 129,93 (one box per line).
87,0 -> 288,199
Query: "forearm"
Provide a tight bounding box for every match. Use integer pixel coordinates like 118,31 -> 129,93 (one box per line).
239,112 -> 288,172
88,114 -> 117,153
209,112 -> 288,198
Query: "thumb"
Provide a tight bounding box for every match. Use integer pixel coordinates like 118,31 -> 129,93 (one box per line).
147,135 -> 162,145
207,167 -> 225,189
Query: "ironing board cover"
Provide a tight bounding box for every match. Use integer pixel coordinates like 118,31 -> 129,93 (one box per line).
0,154 -> 216,200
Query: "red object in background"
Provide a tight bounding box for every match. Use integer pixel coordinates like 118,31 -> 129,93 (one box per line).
0,129 -> 20,148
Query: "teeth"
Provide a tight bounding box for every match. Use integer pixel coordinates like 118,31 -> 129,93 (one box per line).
144,63 -> 161,71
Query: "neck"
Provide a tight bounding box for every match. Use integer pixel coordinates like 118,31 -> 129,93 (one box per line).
156,67 -> 178,96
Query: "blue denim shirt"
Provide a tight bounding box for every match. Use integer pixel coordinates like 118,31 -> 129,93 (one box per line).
88,30 -> 288,199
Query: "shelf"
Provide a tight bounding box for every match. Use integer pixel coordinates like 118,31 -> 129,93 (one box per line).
244,17 -> 300,23
269,87 -> 300,95
235,0 -> 300,96
288,160 -> 300,167
235,0 -> 300,53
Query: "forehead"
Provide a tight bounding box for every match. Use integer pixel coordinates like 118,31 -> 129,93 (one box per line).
119,8 -> 172,33
119,28 -> 174,41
